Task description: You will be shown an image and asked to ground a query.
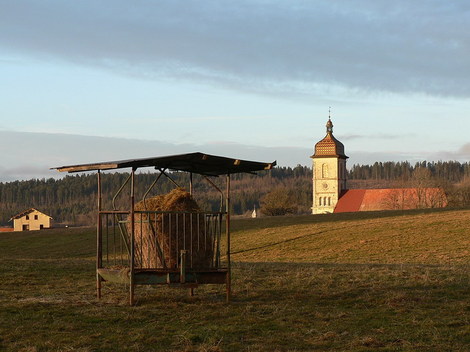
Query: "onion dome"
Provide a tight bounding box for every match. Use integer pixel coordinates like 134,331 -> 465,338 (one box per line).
311,119 -> 348,159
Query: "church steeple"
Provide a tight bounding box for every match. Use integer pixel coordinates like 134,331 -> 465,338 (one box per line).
311,112 -> 348,214
311,117 -> 347,159
326,107 -> 333,134
326,118 -> 333,134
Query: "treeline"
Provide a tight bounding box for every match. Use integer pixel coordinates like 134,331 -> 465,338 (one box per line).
2,160 -> 470,226
348,161 -> 470,183
0,166 -> 312,226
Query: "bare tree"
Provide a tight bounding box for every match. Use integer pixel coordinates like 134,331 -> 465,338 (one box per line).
260,187 -> 297,216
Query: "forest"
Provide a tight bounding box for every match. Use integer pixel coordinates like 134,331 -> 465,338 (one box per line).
1,160 -> 470,226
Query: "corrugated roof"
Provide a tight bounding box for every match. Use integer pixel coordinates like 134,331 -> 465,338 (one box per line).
52,152 -> 276,176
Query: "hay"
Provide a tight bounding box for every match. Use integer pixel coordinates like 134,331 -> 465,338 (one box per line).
129,188 -> 215,269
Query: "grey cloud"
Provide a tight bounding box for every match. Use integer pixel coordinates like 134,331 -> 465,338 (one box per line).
342,133 -> 413,141
1,131 -> 468,181
427,143 -> 470,161
0,131 -> 303,181
1,1 -> 469,97
457,143 -> 470,156
0,165 -> 51,181
350,141 -> 470,165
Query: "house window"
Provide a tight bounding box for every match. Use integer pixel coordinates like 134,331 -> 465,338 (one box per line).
22,224 -> 29,231
34,215 -> 38,220
26,215 -> 29,220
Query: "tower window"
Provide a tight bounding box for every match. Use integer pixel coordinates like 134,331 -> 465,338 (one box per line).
322,164 -> 329,178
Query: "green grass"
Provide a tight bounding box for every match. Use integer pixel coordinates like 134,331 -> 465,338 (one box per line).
1,209 -> 470,351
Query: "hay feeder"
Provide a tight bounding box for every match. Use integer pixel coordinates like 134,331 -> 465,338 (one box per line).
53,152 -> 275,305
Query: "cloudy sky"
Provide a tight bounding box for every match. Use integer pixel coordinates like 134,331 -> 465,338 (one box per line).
1,0 -> 469,181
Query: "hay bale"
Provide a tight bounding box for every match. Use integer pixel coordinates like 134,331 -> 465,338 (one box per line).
129,188 -> 215,269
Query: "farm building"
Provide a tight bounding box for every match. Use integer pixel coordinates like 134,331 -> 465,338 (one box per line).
9,208 -> 53,231
311,118 -> 447,214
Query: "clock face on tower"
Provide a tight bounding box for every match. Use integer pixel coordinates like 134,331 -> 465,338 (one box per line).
322,183 -> 329,190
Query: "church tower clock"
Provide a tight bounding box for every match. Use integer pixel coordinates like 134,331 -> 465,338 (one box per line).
310,117 -> 348,214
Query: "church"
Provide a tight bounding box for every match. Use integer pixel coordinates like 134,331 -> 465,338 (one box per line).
310,118 -> 447,214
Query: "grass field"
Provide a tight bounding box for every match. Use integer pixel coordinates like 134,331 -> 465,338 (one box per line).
1,208 -> 469,351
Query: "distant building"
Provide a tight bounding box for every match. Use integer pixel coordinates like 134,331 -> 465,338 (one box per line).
9,208 -> 53,231
311,117 -> 447,214
251,206 -> 257,218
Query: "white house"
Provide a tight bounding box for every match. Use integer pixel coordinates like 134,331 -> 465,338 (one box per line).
9,208 -> 53,231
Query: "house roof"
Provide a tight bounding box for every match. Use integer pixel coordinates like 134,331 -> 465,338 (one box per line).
311,119 -> 348,159
9,208 -> 53,221
52,152 -> 276,177
334,188 -> 447,213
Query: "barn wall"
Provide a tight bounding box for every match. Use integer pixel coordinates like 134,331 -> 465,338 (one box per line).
13,210 -> 52,231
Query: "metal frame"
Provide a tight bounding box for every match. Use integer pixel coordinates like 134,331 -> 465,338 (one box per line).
95,169 -> 232,305
52,152 -> 275,305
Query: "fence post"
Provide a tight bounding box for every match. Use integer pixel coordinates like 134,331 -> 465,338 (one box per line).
96,170 -> 102,299
129,168 -> 136,305
226,174 -> 231,303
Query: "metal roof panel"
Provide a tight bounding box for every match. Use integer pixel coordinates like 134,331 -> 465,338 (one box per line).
52,152 -> 276,176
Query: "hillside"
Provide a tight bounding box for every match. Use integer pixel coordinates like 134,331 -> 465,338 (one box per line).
0,209 -> 469,351
231,208 -> 470,264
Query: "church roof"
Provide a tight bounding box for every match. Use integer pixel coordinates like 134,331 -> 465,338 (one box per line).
311,119 -> 348,159
334,188 -> 447,213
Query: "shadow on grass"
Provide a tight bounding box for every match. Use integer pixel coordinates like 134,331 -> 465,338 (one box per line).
1,260 -> 469,351
231,206 -> 469,232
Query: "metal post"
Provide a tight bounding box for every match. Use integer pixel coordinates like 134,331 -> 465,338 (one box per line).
129,168 -> 136,305
226,174 -> 231,303
189,172 -> 193,195
96,171 -> 102,299
180,250 -> 187,284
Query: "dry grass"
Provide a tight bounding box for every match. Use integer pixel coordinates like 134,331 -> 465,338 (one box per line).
0,208 -> 469,351
231,209 -> 470,265
131,188 -> 212,269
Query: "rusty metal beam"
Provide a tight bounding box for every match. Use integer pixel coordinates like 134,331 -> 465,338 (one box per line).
97,268 -> 228,286
226,174 -> 231,303
96,170 -> 102,299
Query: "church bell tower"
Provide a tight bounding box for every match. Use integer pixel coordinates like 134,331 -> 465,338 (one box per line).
310,116 -> 348,214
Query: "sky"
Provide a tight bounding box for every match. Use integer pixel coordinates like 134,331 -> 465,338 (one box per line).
1,0 -> 469,181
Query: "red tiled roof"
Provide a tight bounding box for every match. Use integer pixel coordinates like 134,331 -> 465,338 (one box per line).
334,189 -> 366,212
334,188 -> 447,213
312,133 -> 347,159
